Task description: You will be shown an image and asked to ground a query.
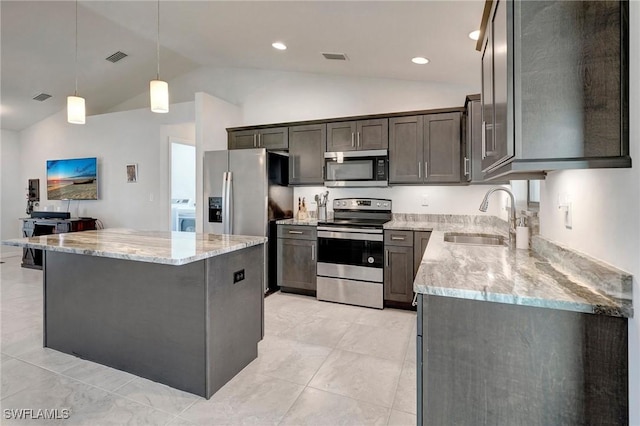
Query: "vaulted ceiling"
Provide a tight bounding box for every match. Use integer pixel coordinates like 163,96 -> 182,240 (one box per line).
1,1 -> 484,131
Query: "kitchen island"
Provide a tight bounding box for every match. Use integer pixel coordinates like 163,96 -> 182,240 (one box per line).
2,229 -> 267,399
409,220 -> 632,425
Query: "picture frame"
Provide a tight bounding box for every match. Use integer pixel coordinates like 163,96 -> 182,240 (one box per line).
126,163 -> 138,183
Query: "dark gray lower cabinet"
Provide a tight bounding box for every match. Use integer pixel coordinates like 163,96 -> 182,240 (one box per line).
384,245 -> 413,303
384,230 -> 431,306
277,225 -> 317,295
417,294 -> 628,425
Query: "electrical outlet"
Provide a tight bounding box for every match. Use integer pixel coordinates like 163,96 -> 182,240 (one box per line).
233,269 -> 245,284
421,194 -> 429,207
149,193 -> 154,202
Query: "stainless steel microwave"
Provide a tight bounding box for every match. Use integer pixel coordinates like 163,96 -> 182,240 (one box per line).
323,149 -> 388,187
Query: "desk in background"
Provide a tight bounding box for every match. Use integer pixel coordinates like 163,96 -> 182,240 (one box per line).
21,217 -> 97,269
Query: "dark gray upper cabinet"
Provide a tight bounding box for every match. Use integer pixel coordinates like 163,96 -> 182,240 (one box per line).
288,124 -> 326,185
424,112 -> 461,183
326,121 -> 357,152
389,116 -> 424,184
326,119 -> 388,152
228,127 -> 288,150
228,129 -> 258,150
390,113 -> 462,184
478,0 -> 630,180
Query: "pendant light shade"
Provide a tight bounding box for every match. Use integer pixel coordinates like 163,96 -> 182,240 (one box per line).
67,95 -> 86,124
151,0 -> 169,113
150,79 -> 169,113
67,0 -> 85,124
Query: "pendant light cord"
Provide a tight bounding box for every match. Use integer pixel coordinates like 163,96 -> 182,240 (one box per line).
74,0 -> 78,96
156,0 -> 160,80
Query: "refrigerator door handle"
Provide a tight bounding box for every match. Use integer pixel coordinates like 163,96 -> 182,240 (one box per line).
222,172 -> 229,234
226,172 -> 233,234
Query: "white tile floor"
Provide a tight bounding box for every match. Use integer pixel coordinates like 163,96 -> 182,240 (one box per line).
0,254 -> 417,425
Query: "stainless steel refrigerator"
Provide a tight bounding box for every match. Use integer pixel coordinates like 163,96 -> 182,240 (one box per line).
203,149 -> 293,292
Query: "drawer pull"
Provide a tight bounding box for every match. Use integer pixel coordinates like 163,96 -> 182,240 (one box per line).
391,236 -> 406,241
288,230 -> 304,234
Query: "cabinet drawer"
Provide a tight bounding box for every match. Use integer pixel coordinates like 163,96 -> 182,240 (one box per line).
384,230 -> 414,246
277,225 -> 317,240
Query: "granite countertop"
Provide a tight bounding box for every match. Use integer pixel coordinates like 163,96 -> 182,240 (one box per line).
2,228 -> 267,266
410,221 -> 633,318
276,218 -> 318,226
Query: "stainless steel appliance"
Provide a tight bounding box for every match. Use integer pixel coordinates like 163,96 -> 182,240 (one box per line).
317,198 -> 392,309
204,149 -> 293,292
323,150 -> 388,187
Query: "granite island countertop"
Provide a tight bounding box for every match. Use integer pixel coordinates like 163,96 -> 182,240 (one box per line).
2,228 -> 267,266
410,221 -> 633,318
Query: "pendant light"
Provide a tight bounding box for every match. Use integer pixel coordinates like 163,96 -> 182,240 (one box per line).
67,0 -> 85,124
150,0 -> 169,113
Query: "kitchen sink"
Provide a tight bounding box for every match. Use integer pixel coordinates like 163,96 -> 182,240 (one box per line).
443,232 -> 506,246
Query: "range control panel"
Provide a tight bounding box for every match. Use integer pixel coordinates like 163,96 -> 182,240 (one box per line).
332,198 -> 391,211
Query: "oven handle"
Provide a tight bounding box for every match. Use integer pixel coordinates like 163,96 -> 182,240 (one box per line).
317,226 -> 383,234
317,231 -> 383,242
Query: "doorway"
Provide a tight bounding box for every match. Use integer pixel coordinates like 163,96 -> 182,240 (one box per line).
170,138 -> 196,232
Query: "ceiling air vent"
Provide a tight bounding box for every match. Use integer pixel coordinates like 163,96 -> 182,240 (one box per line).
32,93 -> 52,102
322,52 -> 348,61
106,51 -> 128,63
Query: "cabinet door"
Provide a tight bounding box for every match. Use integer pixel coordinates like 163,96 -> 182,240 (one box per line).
289,124 -> 326,185
413,231 -> 432,276
357,119 -> 389,150
424,112 -> 461,183
228,130 -> 257,150
491,0 -> 512,166
277,238 -> 317,291
258,127 -> 289,150
384,245 -> 414,303
466,98 -> 484,182
389,116 -> 424,184
327,121 -> 357,152
480,21 -> 496,171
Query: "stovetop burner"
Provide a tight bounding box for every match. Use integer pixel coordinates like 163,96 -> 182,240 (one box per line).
319,198 -> 392,229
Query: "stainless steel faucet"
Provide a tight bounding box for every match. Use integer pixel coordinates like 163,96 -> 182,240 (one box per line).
479,187 -> 517,246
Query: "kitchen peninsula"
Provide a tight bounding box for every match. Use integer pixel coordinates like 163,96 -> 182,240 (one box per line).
410,223 -> 632,425
2,228 -> 267,399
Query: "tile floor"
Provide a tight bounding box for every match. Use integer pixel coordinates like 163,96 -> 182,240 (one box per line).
0,253 -> 417,425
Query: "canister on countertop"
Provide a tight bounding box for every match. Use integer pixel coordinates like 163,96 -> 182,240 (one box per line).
516,216 -> 529,250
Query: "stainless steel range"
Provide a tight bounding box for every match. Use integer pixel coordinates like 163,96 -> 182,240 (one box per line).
316,198 -> 392,309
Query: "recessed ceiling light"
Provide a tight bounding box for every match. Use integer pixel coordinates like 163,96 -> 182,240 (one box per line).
411,57 -> 429,65
272,42 -> 287,50
469,30 -> 480,41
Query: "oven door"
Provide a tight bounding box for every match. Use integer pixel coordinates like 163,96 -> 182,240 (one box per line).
317,229 -> 384,283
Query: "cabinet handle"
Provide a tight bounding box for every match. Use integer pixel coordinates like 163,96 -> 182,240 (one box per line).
253,134 -> 257,148
464,157 -> 470,176
292,157 -> 296,179
418,161 -> 421,178
322,165 -> 325,179
412,293 -> 418,307
357,132 -> 360,147
385,249 -> 389,267
351,132 -> 355,148
391,236 -> 405,241
258,134 -> 261,147
481,121 -> 486,159
311,243 -> 315,261
288,230 -> 303,234
425,162 -> 428,179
